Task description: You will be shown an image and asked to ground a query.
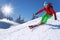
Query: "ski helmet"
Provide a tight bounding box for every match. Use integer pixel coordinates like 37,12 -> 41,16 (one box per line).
44,1 -> 48,7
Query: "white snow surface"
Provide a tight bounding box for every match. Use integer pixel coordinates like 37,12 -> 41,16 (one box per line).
0,18 -> 19,25
0,12 -> 60,40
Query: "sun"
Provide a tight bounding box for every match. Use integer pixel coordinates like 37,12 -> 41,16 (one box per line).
1,4 -> 13,16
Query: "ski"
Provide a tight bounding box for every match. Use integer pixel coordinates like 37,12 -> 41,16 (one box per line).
29,24 -> 40,29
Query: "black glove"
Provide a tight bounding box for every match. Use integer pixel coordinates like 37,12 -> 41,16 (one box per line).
35,13 -> 38,15
55,17 -> 57,20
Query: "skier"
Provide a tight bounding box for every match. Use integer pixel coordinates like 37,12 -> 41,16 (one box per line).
29,2 -> 57,29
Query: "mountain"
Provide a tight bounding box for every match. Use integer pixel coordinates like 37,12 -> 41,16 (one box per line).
0,18 -> 19,29
0,12 -> 60,40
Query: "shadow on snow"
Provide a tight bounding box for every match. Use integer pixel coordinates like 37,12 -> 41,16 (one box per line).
46,24 -> 60,29
0,21 -> 13,29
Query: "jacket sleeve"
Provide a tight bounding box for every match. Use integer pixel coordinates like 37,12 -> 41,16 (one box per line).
36,8 -> 45,15
50,7 -> 57,19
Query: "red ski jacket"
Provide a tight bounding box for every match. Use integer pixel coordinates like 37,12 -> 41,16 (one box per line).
36,4 -> 56,17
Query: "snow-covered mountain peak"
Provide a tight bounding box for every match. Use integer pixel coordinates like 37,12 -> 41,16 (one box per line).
0,18 -> 19,25
0,18 -> 19,29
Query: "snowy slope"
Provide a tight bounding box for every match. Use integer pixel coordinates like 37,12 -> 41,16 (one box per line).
0,12 -> 60,40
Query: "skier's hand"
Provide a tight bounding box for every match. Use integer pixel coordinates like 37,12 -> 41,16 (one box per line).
55,17 -> 57,20
35,13 -> 38,15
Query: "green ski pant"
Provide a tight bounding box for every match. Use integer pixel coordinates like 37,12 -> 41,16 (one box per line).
41,13 -> 52,24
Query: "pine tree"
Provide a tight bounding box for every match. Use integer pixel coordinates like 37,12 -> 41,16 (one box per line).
32,13 -> 38,20
15,15 -> 25,24
5,16 -> 13,21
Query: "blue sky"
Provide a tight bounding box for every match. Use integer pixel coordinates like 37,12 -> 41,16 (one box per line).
0,0 -> 60,21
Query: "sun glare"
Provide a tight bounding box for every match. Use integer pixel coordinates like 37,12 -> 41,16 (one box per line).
1,4 -> 13,15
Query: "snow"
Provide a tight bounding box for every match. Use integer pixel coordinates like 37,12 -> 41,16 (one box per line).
0,18 -> 19,25
0,12 -> 60,40
0,18 -> 19,29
